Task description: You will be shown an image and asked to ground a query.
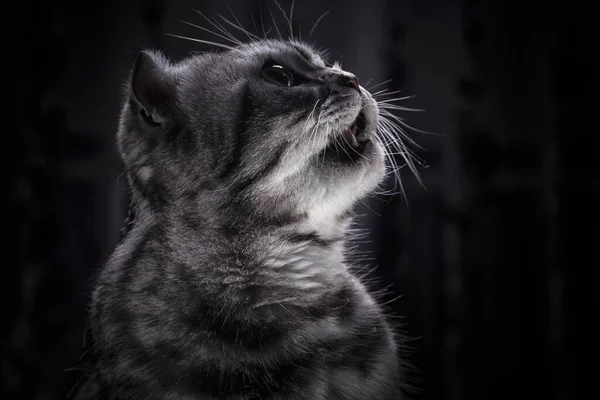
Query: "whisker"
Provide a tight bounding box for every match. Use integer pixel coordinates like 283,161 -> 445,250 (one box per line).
379,117 -> 420,162
273,0 -> 293,39
380,123 -> 403,172
366,79 -> 392,91
375,147 -> 397,197
379,113 -> 422,147
225,2 -> 259,40
164,33 -> 233,50
217,13 -> 260,41
180,20 -> 240,46
259,0 -> 267,38
378,115 -> 422,190
268,4 -> 282,39
290,0 -> 296,37
309,10 -> 330,37
378,104 -> 426,112
282,100 -> 322,165
376,95 -> 418,103
250,7 -> 259,34
374,187 -> 407,197
191,9 -> 242,45
380,109 -> 440,137
370,88 -> 392,97
371,89 -> 405,98
313,106 -> 329,166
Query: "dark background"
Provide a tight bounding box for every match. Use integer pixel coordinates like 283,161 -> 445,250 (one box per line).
5,0 -> 596,399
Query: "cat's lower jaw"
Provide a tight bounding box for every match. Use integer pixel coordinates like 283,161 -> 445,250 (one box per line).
324,136 -> 374,163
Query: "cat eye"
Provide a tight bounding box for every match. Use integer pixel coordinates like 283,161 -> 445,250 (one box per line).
261,64 -> 296,87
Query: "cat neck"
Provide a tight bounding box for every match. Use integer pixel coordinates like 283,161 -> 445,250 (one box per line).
165,206 -> 352,297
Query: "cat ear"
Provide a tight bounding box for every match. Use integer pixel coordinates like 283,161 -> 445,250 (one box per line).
130,49 -> 176,126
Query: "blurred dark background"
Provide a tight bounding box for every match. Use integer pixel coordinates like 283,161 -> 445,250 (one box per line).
5,0 -> 596,399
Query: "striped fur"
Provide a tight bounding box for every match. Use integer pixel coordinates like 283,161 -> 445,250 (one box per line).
79,39 -> 402,399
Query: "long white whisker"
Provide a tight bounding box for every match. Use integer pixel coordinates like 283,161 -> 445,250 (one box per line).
379,112 -> 423,148
379,116 -> 417,182
370,88 -> 399,97
290,0 -> 296,38
212,17 -> 242,44
376,126 -> 395,169
224,2 -> 259,40
379,119 -> 419,167
281,99 -> 322,165
250,7 -> 259,34
180,20 -> 240,45
258,0 -> 266,38
273,0 -> 293,39
268,4 -> 282,39
191,9 -> 242,45
309,11 -> 330,37
366,79 -> 392,91
217,14 -> 260,41
376,95 -> 418,103
379,104 -> 426,112
313,106 -> 329,167
376,123 -> 402,193
380,109 -> 438,138
164,33 -> 233,50
379,118 -> 424,188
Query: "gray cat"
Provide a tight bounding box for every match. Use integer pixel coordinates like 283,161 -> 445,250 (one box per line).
78,38 -> 409,399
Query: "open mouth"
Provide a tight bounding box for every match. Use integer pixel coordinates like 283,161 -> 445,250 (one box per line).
325,111 -> 371,162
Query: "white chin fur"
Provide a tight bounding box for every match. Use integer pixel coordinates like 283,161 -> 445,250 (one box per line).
310,159 -> 385,238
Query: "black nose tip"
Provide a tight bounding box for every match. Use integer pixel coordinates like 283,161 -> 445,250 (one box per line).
343,75 -> 360,91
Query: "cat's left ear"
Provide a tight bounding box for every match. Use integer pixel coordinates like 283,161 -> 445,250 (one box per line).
130,49 -> 177,126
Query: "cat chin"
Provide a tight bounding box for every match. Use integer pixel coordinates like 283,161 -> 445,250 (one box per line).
248,141 -> 384,238
300,139 -> 385,236
323,132 -> 386,184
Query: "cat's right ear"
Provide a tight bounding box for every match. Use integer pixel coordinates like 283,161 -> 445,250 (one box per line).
130,49 -> 176,127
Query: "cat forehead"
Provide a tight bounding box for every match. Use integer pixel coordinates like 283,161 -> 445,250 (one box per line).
179,40 -> 328,86
232,40 -> 326,68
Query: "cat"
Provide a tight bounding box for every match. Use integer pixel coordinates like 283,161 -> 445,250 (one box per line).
77,37 -> 412,399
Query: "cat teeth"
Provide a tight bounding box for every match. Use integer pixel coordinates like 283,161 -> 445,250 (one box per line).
356,131 -> 368,142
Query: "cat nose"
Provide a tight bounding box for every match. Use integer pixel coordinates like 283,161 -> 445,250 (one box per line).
326,69 -> 360,92
337,74 -> 360,92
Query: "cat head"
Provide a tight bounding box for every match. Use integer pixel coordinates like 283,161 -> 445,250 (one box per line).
118,40 -> 386,234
